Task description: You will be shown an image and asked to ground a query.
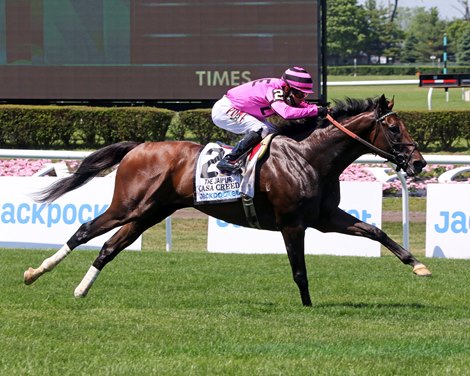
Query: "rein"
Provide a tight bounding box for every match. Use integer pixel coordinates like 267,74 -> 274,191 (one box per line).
326,113 -> 397,162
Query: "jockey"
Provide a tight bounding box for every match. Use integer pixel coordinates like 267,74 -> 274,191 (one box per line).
212,66 -> 329,173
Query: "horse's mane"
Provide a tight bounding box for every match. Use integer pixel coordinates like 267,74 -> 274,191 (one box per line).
316,96 -> 378,129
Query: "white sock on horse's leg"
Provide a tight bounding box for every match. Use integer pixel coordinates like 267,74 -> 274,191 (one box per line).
40,244 -> 72,272
74,266 -> 100,298
24,244 -> 72,285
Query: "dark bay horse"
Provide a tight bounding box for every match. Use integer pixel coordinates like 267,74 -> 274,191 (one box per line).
24,95 -> 431,306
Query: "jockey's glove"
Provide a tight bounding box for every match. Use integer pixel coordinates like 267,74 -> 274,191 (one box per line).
317,106 -> 329,117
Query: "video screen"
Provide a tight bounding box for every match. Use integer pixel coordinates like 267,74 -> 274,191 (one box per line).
0,0 -> 321,101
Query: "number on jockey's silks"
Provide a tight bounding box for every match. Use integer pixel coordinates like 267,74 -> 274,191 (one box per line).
260,89 -> 283,116
272,89 -> 284,102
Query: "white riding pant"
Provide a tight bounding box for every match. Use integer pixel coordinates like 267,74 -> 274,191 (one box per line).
211,96 -> 274,138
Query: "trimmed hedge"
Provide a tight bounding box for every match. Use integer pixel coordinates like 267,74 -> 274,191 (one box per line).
0,105 -> 469,152
0,105 -> 175,149
401,110 -> 470,151
177,109 -> 237,145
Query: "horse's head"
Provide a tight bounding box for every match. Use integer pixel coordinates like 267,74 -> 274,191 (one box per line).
371,95 -> 426,175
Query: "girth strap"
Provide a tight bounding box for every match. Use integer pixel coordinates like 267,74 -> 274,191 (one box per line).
241,194 -> 262,229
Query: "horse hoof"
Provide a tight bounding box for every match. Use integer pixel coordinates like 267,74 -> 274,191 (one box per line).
413,264 -> 432,277
24,267 -> 37,285
74,287 -> 88,298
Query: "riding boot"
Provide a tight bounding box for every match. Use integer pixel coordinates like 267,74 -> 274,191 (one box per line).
217,130 -> 263,173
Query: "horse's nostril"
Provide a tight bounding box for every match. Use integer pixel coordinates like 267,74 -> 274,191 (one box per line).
413,160 -> 426,174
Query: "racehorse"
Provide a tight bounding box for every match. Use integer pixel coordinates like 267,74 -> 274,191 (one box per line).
24,95 -> 431,306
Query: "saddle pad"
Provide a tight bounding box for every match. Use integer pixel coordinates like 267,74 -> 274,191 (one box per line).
193,142 -> 263,204
194,143 -> 242,204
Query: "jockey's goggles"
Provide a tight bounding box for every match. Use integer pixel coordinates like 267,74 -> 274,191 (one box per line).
291,88 -> 309,99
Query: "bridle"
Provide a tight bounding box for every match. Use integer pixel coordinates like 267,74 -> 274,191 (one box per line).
326,112 -> 417,172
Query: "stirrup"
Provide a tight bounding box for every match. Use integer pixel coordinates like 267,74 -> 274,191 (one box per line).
217,158 -> 242,174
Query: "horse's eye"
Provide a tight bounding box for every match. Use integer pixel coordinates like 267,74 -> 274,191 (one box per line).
388,124 -> 400,134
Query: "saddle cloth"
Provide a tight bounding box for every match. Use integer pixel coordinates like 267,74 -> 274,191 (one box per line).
193,135 -> 273,204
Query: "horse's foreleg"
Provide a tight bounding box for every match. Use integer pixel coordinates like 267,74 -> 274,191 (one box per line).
280,224 -> 312,306
316,208 -> 431,276
74,265 -> 100,298
24,243 -> 72,285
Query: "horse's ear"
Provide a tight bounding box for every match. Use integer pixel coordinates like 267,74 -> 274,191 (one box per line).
375,94 -> 387,115
387,96 -> 395,110
379,94 -> 387,107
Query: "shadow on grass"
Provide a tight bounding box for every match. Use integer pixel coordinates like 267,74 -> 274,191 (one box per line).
233,300 -> 436,313
314,301 -> 434,310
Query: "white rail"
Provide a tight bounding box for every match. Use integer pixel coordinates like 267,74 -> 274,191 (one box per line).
0,149 -> 92,159
328,80 -> 419,86
2,149 -> 470,251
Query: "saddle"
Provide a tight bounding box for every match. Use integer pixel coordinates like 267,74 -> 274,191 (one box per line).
194,134 -> 275,227
217,133 -> 274,173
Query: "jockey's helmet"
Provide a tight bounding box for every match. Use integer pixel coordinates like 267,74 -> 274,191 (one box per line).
281,66 -> 314,94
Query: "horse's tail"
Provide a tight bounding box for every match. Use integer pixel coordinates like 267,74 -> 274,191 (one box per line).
35,141 -> 142,203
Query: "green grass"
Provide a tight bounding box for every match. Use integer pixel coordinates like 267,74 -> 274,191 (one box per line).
143,218 -> 208,252
383,196 -> 426,212
0,171 -> 449,376
2,249 -> 470,375
0,199 -> 457,375
381,197 -> 426,254
382,221 -> 426,255
328,75 -> 469,111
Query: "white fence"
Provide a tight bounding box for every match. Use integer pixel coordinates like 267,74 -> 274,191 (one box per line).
328,79 -> 419,86
1,149 -> 470,251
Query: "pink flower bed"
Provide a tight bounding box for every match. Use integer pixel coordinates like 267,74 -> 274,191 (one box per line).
0,159 -> 52,176
341,163 -> 468,196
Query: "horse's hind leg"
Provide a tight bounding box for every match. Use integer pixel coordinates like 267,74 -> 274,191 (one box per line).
24,207 -> 130,285
24,243 -> 73,285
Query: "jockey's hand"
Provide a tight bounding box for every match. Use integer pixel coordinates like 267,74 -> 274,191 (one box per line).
317,106 -> 329,117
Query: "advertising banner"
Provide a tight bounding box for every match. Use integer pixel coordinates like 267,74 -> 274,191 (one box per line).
208,182 -> 382,256
426,184 -> 470,259
0,177 -> 142,250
